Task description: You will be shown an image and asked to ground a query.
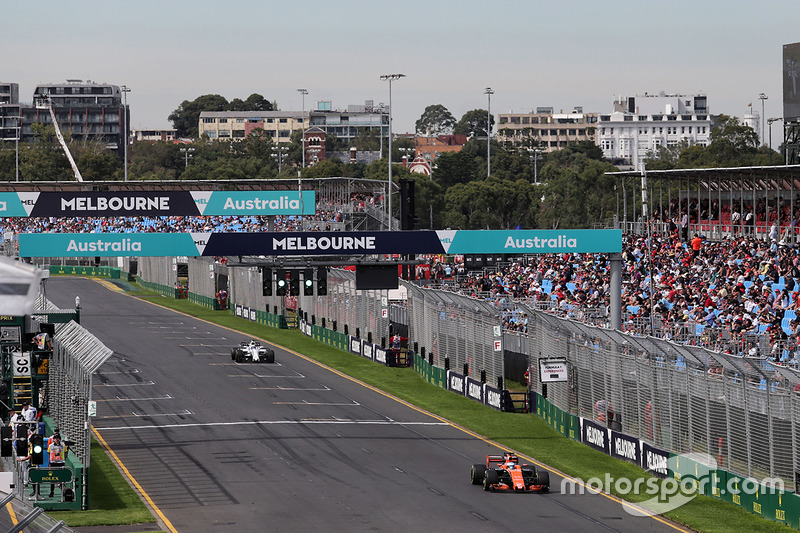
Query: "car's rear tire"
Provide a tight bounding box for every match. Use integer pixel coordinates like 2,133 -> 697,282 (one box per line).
537,470 -> 550,491
231,349 -> 237,361
484,469 -> 498,491
471,464 -> 486,485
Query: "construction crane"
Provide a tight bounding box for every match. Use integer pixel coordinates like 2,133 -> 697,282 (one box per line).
35,95 -> 83,182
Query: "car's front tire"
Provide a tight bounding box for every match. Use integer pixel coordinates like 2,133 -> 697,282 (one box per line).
483,469 -> 498,491
537,470 -> 550,491
471,464 -> 486,485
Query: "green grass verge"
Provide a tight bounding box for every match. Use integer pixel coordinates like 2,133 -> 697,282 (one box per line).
47,439 -> 158,528
53,286 -> 799,532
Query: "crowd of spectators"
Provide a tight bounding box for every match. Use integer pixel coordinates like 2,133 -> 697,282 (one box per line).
432,228 -> 800,365
4,192 -> 798,363
0,210 -> 346,236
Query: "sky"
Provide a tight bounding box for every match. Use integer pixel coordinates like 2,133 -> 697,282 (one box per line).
3,0 -> 798,137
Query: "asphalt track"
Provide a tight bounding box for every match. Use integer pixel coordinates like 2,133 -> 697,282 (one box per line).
44,277 -> 686,533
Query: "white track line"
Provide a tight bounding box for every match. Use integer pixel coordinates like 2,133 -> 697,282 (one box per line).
95,419 -> 450,431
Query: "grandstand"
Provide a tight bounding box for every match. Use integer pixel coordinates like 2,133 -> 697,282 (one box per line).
0,177 -> 396,235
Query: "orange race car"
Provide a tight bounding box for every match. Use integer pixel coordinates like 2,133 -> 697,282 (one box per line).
470,453 -> 550,493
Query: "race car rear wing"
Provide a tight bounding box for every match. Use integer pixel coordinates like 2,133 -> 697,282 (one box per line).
486,454 -> 520,466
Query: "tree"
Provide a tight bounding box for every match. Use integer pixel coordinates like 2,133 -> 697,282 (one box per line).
565,140 -> 605,161
351,128 -> 383,152
301,159 -> 347,179
72,139 -> 122,180
642,142 -> 686,171
128,140 -> 184,180
229,94 -> 273,112
431,147 -> 482,188
440,177 -> 537,229
536,148 -> 618,229
404,173 -> 443,230
169,93 -> 275,138
242,93 -> 273,111
17,123 -> 71,181
415,105 -> 457,135
670,114 -> 763,168
454,109 -> 493,138
709,114 -> 759,151
0,141 -> 17,181
169,94 -> 229,138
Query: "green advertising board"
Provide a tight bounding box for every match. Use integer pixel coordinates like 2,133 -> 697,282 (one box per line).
29,467 -> 73,483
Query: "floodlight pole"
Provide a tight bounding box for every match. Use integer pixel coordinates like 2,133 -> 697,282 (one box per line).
121,85 -> 131,181
297,88 -> 308,173
768,117 -> 783,165
380,74 -> 405,232
758,93 -> 768,146
485,87 -> 494,177
13,115 -> 20,182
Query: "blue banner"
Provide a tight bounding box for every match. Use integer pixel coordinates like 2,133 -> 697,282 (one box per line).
437,229 -> 622,254
0,192 -> 34,217
2,190 -> 316,217
19,229 -> 624,257
197,191 -> 315,215
19,233 -> 205,257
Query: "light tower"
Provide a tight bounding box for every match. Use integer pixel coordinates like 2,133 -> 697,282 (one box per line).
380,74 -> 405,231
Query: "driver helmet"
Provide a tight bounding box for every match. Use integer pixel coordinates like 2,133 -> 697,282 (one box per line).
507,461 -> 515,467
249,340 -> 256,346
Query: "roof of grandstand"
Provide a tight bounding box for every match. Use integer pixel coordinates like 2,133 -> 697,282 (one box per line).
607,164 -> 800,190
0,177 -> 391,193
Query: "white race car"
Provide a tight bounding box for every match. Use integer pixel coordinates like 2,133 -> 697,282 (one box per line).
231,340 -> 275,363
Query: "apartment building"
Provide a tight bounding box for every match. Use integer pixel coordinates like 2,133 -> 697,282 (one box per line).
198,100 -> 388,146
0,83 -> 20,142
132,128 -> 179,142
596,93 -> 713,169
0,83 -> 19,105
0,80 -> 129,157
496,107 -> 598,152
199,111 -> 306,141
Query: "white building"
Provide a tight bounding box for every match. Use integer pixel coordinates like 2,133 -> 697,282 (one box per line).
742,112 -> 760,143
597,92 -> 713,169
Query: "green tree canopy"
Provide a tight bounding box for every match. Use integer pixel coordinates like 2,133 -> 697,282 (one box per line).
440,177 -> 537,229
454,109 -> 493,138
537,148 -> 619,229
168,93 -> 273,138
415,104 -> 457,135
72,139 -> 122,180
169,94 -> 229,138
229,93 -> 273,112
17,123 -> 72,181
642,115 -> 776,169
431,145 -> 483,188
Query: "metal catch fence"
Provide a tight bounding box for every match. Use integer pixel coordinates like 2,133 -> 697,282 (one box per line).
514,303 -> 800,484
131,257 -> 800,486
35,297 -> 113,469
306,269 -> 391,344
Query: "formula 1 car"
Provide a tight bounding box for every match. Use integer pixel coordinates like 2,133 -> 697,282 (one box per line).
470,453 -> 550,493
231,340 -> 275,363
